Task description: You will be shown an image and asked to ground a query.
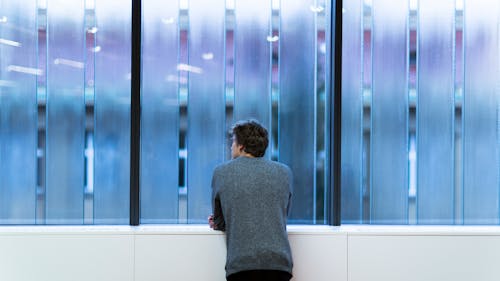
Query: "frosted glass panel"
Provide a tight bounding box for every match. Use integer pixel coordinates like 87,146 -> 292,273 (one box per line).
371,0 -> 408,224
141,0 -> 180,223
187,0 -> 225,223
93,0 -> 131,224
46,0 -> 85,224
139,1 -> 329,225
0,0 -> 37,224
463,0 -> 500,224
416,0 -> 455,224
280,0 -> 316,223
234,0 -> 271,130
342,0 -> 500,225
0,0 -> 330,226
341,0 -> 363,223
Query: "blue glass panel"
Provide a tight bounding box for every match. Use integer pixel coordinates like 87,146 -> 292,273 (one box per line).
323,0 -> 332,224
416,0 -> 455,224
463,0 -> 500,224
341,0 -> 363,224
0,0 -> 37,224
141,0 -> 179,223
280,0 -> 316,223
187,0 -> 225,223
46,0 -> 85,224
93,0 -> 131,224
371,0 -> 409,224
234,0 -> 271,132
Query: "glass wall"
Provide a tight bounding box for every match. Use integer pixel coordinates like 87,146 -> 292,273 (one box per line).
4,0 -> 500,226
0,0 -> 131,225
140,0 -> 330,224
342,0 -> 500,225
0,0 -> 38,224
5,0 -> 500,226
0,0 -> 330,225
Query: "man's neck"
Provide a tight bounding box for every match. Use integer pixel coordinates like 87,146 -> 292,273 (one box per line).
239,152 -> 256,158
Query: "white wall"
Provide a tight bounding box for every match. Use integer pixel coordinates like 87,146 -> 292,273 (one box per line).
348,226 -> 500,281
134,226 -> 346,281
1,225 -> 500,281
0,227 -> 134,281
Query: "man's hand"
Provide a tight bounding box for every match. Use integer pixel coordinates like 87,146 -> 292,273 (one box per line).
208,214 -> 216,229
209,213 -> 225,231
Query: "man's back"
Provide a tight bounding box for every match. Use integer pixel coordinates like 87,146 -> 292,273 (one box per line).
212,156 -> 293,277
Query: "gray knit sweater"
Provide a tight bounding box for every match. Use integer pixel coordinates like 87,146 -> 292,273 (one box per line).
211,156 -> 293,277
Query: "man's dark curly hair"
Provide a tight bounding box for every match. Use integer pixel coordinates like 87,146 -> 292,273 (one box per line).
231,119 -> 269,157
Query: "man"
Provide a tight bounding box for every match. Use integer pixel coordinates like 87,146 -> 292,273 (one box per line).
209,119 -> 294,281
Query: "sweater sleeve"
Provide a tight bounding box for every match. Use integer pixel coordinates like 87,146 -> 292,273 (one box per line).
286,166 -> 293,217
213,196 -> 226,231
211,169 -> 226,231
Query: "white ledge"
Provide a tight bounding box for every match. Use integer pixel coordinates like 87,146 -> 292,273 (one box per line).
1,224 -> 500,236
0,225 -> 136,235
340,225 -> 500,236
133,224 -> 342,235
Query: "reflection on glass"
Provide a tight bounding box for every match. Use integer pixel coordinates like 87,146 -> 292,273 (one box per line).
1,0 -> 133,225
463,0 -> 500,224
140,0 -> 330,225
187,0 -> 226,223
46,0 -> 85,224
342,0 -> 500,225
93,0 -> 131,224
341,0 -> 364,224
234,0 -> 272,132
0,0 -> 331,226
0,0 -> 38,224
371,0 -> 409,224
141,0 -> 180,223
280,0 -> 317,223
417,0 -> 455,224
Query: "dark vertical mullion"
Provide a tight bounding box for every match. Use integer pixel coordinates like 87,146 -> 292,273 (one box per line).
130,0 -> 141,226
330,0 -> 342,226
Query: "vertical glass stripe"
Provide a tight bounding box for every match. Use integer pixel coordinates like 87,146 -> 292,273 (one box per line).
0,0 -> 38,224
417,0 -> 455,224
233,0 -> 271,132
280,0 -> 316,223
321,0 -> 331,224
371,0 -> 409,224
141,1 -> 179,223
463,0 -> 500,224
93,0 -> 131,224
341,0 -> 363,224
187,0 -> 225,223
46,0 -> 85,224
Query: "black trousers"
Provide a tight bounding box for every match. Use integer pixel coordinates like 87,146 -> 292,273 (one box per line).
227,270 -> 292,281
